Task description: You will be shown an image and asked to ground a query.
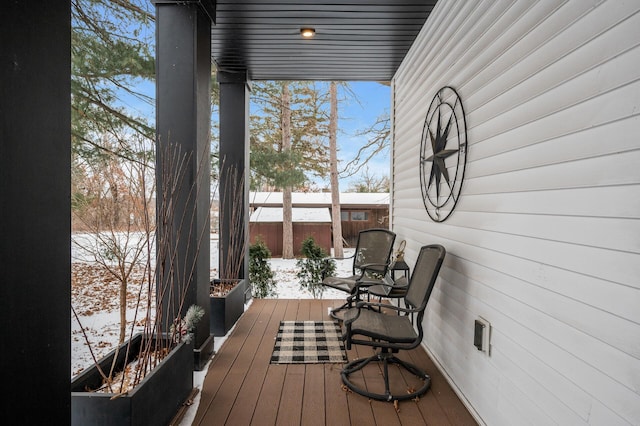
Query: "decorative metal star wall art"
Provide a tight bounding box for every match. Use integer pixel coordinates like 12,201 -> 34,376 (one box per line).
419,86 -> 468,222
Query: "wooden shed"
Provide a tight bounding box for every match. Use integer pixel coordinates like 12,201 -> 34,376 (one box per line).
249,192 -> 389,248
249,207 -> 332,257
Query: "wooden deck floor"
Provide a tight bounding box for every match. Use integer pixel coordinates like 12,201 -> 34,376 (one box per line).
191,299 -> 477,425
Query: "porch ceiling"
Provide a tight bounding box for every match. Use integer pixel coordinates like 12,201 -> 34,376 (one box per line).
210,0 -> 438,81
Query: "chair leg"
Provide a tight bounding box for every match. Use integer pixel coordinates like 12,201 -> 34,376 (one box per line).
341,348 -> 431,402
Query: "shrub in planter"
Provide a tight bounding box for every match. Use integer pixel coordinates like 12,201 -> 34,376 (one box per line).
296,236 -> 336,299
249,238 -> 276,298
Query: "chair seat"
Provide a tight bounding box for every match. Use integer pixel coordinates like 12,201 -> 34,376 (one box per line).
322,275 -> 360,292
344,308 -> 417,344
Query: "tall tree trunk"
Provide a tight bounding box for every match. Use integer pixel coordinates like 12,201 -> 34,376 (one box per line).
329,82 -> 344,257
282,83 -> 294,259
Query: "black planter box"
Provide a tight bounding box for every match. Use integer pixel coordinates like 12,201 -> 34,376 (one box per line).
210,278 -> 245,336
244,281 -> 252,302
71,333 -> 193,426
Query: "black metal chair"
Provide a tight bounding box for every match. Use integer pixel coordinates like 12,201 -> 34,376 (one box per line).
341,244 -> 446,402
321,228 -> 396,321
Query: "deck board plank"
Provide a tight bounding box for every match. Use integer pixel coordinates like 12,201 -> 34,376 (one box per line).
193,299 -> 264,425
301,364 -> 326,426
223,299 -> 279,425
196,300 -> 266,424
192,299 -> 477,426
252,363 -> 286,425
277,363 -> 305,424
249,299 -> 290,425
324,363 -> 351,426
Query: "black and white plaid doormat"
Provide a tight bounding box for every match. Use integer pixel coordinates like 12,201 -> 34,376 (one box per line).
270,321 -> 347,364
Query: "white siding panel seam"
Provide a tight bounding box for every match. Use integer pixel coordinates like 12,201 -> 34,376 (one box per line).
468,75 -> 640,156
464,1 -> 637,116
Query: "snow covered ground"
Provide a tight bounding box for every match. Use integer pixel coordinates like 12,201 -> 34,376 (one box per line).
71,233 -> 354,425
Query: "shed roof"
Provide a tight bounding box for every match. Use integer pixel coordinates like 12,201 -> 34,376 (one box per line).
249,192 -> 389,207
250,207 -> 331,223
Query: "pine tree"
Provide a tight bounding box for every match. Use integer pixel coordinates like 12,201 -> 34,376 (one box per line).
250,81 -> 329,189
71,0 -> 156,163
250,81 -> 331,257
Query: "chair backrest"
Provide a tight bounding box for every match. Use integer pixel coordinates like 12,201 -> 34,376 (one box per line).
352,228 -> 396,276
404,244 -> 446,323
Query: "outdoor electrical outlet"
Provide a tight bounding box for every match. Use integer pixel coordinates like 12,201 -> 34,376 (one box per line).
474,317 -> 491,355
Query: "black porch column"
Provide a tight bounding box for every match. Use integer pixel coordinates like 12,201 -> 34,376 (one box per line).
1,2 -> 71,424
218,71 -> 251,294
155,1 -> 214,369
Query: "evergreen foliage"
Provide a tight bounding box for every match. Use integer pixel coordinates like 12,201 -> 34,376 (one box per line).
249,81 -> 330,190
71,0 -> 155,162
296,237 -> 336,299
249,239 -> 277,298
170,304 -> 205,344
71,0 -> 158,229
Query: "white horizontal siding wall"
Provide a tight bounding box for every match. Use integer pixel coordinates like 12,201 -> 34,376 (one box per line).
391,0 -> 640,425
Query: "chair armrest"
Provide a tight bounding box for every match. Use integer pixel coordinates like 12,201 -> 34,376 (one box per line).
347,263 -> 393,291
342,308 -> 361,350
350,262 -> 391,281
354,300 -> 419,315
342,306 -> 362,328
357,262 -> 391,272
324,252 -> 356,262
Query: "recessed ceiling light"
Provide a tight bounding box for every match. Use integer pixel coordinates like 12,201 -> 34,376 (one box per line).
300,28 -> 315,38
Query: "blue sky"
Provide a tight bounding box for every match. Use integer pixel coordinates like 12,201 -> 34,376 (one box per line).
118,79 -> 390,190
333,81 -> 391,189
